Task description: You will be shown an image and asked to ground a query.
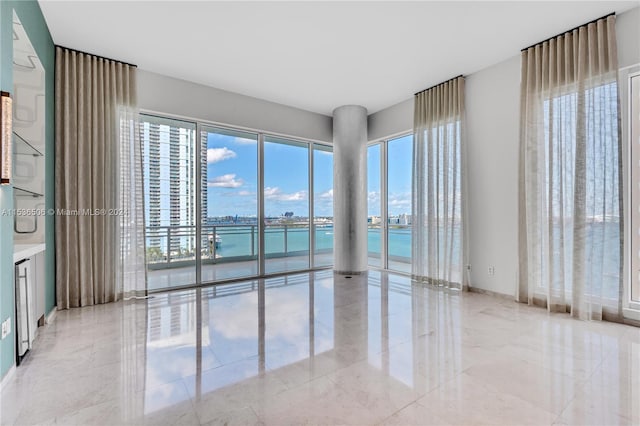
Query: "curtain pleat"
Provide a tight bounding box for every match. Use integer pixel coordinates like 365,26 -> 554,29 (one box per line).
55,46 -> 146,309
518,15 -> 622,321
412,76 -> 467,289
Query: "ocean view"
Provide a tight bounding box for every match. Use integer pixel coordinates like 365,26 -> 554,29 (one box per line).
210,225 -> 413,259
145,224 -> 413,265
146,221 -> 619,298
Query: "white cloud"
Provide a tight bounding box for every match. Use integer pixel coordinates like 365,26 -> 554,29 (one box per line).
318,189 -> 333,200
208,174 -> 243,188
237,190 -> 253,196
368,191 -> 380,203
389,198 -> 410,207
233,137 -> 257,145
388,192 -> 411,212
207,147 -> 236,163
264,187 -> 279,198
264,186 -> 307,201
281,191 -> 307,201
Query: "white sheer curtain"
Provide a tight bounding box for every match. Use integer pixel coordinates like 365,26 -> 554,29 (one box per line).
412,76 -> 467,289
518,15 -> 622,320
117,105 -> 147,300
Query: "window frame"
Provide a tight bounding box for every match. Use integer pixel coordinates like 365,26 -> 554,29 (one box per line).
622,65 -> 640,321
140,110 -> 334,293
367,131 -> 413,273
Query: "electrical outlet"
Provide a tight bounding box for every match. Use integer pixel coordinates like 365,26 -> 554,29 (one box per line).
1,317 -> 10,339
488,266 -> 495,276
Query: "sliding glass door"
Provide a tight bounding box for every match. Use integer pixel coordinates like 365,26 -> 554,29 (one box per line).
368,144 -> 382,267
142,116 -> 197,291
200,126 -> 259,282
313,144 -> 334,267
630,72 -> 640,312
263,137 -> 310,274
387,135 -> 412,273
142,114 -> 333,290
367,135 -> 412,272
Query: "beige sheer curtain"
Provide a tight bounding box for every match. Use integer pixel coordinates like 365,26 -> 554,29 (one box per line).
412,76 -> 467,289
518,15 -> 622,320
55,47 -> 146,308
118,106 -> 147,300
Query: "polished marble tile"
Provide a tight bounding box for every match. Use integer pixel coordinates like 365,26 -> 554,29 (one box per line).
462,354 -> 580,415
416,373 -> 558,425
326,359 -> 424,422
250,376 -> 380,425
381,400 -> 451,426
1,270 -> 638,425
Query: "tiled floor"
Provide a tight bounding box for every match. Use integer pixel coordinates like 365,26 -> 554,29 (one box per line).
146,253 -> 404,291
146,253 -> 335,291
1,270 -> 639,425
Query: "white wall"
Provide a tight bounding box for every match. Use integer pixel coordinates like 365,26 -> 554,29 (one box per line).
138,70 -> 333,143
368,98 -> 412,141
368,6 -> 640,297
617,6 -> 640,69
465,56 -> 521,296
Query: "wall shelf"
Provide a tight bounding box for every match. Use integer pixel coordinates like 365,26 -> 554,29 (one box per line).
13,131 -> 43,157
14,186 -> 43,198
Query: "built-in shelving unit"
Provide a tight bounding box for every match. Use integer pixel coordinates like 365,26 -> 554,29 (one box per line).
13,131 -> 44,157
12,132 -> 44,199
12,132 -> 44,234
14,186 -> 43,198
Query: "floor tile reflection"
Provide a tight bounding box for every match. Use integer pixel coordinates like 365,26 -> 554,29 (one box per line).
1,270 -> 638,425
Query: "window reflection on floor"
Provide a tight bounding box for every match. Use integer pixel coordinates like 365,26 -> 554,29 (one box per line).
141,269 -> 440,413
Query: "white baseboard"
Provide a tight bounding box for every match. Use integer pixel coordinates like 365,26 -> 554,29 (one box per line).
0,364 -> 16,391
468,285 -> 515,301
46,306 -> 57,324
622,307 -> 640,322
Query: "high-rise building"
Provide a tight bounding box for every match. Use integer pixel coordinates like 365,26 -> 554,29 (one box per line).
141,117 -> 199,258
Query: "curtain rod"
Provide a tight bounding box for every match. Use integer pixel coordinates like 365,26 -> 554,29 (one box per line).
521,12 -> 615,52
414,74 -> 464,96
55,44 -> 137,68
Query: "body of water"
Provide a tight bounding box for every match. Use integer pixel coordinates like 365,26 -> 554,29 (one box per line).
210,225 -> 412,259
147,225 -> 414,262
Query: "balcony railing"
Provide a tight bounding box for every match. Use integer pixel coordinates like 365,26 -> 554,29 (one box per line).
367,223 -> 412,264
145,223 -> 416,270
145,223 -> 334,270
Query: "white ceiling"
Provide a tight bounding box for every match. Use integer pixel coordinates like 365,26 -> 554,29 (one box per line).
38,1 -> 639,116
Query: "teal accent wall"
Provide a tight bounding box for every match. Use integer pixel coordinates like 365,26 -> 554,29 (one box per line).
0,0 -> 54,380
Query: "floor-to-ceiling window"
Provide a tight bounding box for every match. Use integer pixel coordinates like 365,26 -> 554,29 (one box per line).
628,70 -> 640,317
387,135 -> 412,273
142,113 -> 332,291
367,134 -> 412,272
368,143 -> 382,267
264,137 -> 310,274
313,144 -> 334,267
201,126 -> 259,282
142,115 -> 197,291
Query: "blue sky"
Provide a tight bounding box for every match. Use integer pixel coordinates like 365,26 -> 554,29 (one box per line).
206,131 -> 412,219
144,120 -> 412,222
206,131 -> 258,218
206,132 -> 335,218
368,135 -> 412,217
387,135 -> 412,216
